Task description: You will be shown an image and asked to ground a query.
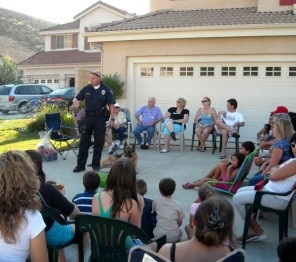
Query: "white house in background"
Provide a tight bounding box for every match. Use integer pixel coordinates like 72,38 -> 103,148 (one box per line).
18,1 -> 135,90
84,0 -> 296,142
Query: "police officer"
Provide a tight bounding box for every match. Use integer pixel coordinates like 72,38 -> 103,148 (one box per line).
72,70 -> 116,172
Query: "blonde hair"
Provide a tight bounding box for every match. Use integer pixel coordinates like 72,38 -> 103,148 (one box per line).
198,184 -> 215,202
0,150 -> 41,243
203,97 -> 211,106
177,97 -> 187,108
273,113 -> 294,140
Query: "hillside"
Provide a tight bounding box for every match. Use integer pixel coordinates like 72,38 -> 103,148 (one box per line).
0,7 -> 57,63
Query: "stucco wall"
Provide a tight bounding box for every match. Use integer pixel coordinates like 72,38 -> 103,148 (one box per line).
102,35 -> 296,98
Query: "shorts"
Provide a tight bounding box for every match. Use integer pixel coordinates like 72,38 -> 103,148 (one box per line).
45,221 -> 74,247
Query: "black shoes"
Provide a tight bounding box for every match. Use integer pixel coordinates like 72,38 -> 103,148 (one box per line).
170,132 -> 177,141
92,166 -> 100,172
73,166 -> 85,173
232,132 -> 240,139
140,144 -> 149,150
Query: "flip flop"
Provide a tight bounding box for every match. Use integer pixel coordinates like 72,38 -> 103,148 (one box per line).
236,233 -> 266,244
182,183 -> 194,189
197,146 -> 206,152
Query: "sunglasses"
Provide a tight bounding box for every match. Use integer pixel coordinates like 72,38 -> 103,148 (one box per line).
291,143 -> 296,148
201,100 -> 208,103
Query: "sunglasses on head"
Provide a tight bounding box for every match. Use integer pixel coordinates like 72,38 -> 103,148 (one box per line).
291,143 -> 296,148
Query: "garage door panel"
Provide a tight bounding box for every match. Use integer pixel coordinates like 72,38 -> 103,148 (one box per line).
134,62 -> 295,142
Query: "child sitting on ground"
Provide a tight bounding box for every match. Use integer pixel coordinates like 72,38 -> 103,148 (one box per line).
72,171 -> 101,214
152,178 -> 185,243
136,179 -> 157,238
185,184 -> 215,240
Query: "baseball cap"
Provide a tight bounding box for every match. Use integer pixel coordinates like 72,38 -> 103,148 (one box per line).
271,106 -> 288,115
90,70 -> 101,77
114,102 -> 120,108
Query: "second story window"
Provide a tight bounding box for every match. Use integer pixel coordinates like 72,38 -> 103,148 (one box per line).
56,35 -> 72,49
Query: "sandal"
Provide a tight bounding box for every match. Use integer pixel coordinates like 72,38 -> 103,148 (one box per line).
236,233 -> 266,244
197,146 -> 206,152
182,183 -> 194,189
220,153 -> 227,159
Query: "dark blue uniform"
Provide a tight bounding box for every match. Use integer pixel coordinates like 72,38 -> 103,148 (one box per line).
75,83 -> 116,170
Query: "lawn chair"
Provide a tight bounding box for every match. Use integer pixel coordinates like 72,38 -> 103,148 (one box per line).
190,122 -> 216,154
241,188 -> 296,249
215,126 -> 241,154
75,214 -> 166,262
45,112 -> 79,160
40,205 -> 84,262
207,149 -> 258,196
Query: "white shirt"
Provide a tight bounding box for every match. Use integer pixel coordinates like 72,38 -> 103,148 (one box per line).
222,111 -> 244,128
0,210 -> 45,262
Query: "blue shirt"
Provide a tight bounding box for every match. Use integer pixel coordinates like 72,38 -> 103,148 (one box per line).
136,105 -> 163,127
72,190 -> 96,215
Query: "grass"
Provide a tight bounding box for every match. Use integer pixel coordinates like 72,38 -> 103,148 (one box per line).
0,118 -> 40,153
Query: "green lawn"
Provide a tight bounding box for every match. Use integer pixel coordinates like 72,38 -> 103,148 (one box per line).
0,118 -> 40,153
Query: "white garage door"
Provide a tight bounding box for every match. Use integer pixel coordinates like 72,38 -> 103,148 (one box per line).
133,60 -> 296,142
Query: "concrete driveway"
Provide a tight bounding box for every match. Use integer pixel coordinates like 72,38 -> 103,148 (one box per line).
43,145 -> 296,262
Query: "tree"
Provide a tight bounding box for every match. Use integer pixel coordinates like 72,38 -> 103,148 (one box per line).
0,55 -> 21,85
101,73 -> 124,99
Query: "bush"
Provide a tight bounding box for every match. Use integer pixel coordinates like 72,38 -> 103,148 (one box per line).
101,73 -> 124,99
26,105 -> 75,133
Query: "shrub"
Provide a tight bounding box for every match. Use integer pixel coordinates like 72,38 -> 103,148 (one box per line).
101,73 -> 124,98
26,105 -> 75,133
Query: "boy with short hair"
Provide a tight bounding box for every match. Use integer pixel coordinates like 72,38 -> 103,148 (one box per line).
72,171 -> 100,214
152,178 -> 185,243
136,179 -> 156,238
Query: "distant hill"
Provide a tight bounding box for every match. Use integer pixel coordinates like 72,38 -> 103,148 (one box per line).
0,7 -> 58,64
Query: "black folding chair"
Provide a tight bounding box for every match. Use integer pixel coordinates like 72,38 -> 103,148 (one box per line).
45,112 -> 79,160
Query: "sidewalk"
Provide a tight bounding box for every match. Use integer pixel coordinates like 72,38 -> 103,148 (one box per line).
43,145 -> 296,262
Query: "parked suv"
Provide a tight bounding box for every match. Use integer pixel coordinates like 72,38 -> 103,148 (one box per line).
0,84 -> 53,114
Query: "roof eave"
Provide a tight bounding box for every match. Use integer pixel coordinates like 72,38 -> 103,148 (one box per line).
85,24 -> 296,42
40,28 -> 80,36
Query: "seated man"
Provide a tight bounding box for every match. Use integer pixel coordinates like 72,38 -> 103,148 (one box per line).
105,103 -> 128,152
215,98 -> 245,159
133,97 -> 163,150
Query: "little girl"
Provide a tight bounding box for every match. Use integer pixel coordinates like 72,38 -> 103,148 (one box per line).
185,184 -> 215,239
186,153 -> 245,191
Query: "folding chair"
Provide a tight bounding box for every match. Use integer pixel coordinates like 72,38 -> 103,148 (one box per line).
157,122 -> 186,152
121,108 -> 132,145
191,123 -> 216,154
45,112 -> 79,160
207,149 -> 258,196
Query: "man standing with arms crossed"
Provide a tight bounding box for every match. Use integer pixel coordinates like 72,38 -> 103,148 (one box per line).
72,70 -> 116,172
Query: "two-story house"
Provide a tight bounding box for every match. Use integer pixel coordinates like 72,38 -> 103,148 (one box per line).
18,1 -> 134,90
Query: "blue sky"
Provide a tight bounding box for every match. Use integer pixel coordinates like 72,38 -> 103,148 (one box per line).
0,0 -> 150,23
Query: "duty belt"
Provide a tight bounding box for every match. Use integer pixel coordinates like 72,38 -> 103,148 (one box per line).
85,110 -> 104,117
